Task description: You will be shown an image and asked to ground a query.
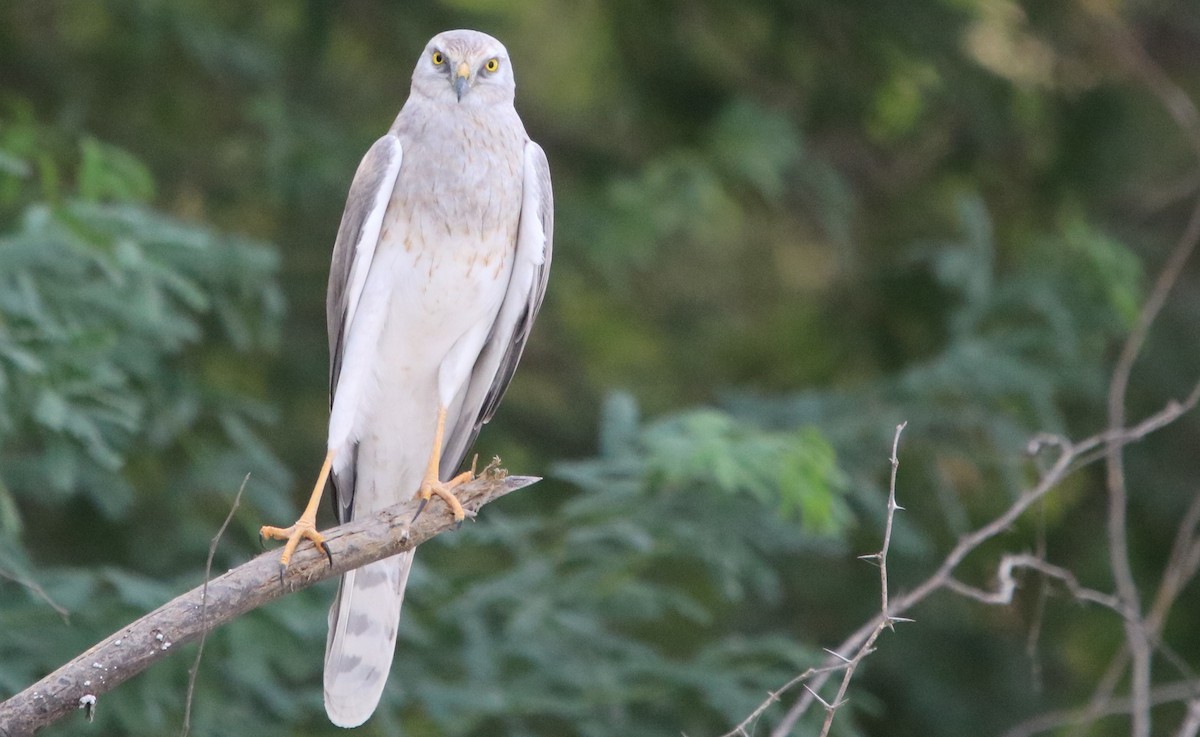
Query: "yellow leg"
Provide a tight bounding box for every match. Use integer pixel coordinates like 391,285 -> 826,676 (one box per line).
260,448 -> 335,571
414,405 -> 470,523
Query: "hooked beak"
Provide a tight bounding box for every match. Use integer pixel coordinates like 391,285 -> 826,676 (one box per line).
454,61 -> 470,101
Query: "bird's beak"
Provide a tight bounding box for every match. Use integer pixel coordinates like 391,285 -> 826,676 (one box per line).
454,62 -> 470,102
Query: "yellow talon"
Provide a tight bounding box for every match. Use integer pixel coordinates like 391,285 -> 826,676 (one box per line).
413,407 -> 471,523
261,448 -> 336,571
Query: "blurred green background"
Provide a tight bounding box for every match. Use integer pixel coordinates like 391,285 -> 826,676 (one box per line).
2,1 -> 1199,735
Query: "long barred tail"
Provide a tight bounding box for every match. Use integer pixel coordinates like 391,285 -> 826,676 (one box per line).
323,551 -> 414,727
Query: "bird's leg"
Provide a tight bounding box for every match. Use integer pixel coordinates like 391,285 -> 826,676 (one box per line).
414,405 -> 469,524
260,448 -> 335,572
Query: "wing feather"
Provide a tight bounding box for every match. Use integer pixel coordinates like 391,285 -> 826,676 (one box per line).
325,134 -> 404,521
440,140 -> 553,474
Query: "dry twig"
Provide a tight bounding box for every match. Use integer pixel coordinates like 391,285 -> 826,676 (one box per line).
180,474 -> 248,737
1002,680 -> 1200,737
728,381 -> 1200,736
716,423 -> 908,737
1103,192 -> 1200,737
0,567 -> 69,623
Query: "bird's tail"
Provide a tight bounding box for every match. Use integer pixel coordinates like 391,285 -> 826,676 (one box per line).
323,551 -> 414,727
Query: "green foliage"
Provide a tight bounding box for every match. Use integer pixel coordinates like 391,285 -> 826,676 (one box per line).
0,113 -> 286,523
2,1 -> 1200,736
0,111 -> 292,732
370,392 -> 849,737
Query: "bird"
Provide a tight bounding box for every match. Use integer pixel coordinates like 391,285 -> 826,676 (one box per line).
258,29 -> 553,727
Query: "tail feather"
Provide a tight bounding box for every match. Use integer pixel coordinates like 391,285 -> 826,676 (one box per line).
323,551 -> 414,727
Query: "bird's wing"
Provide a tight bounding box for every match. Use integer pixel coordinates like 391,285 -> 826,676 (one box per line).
325,133 -> 404,522
440,140 -> 553,475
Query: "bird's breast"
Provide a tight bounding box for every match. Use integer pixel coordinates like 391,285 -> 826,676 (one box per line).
370,118 -> 525,373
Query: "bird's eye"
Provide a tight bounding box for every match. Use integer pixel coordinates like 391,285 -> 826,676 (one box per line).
484,58 -> 500,73
431,51 -> 445,66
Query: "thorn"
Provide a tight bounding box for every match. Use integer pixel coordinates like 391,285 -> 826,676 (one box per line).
858,553 -> 882,567
320,541 -> 333,567
802,684 -> 834,710
823,648 -> 852,663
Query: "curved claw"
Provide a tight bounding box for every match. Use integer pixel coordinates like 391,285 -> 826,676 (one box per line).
413,483 -> 466,523
260,519 -> 328,576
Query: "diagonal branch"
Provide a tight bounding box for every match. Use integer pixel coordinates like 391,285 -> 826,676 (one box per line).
0,468 -> 538,737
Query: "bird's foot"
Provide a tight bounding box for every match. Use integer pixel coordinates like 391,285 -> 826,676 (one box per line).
260,449 -> 336,579
260,513 -> 333,578
413,461 -> 474,526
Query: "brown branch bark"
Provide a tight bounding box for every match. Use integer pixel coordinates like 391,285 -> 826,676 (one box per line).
0,468 -> 538,737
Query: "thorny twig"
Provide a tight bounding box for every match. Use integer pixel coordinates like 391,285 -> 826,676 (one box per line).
716,423 -> 908,737
812,423 -> 911,737
723,380 -> 1200,736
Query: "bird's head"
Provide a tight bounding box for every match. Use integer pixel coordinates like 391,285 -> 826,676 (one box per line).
411,30 -> 515,106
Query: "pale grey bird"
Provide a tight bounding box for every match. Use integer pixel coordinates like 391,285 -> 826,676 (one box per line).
259,29 -> 553,727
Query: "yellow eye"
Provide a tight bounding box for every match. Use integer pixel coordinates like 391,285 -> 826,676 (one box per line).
431,51 -> 445,65
485,58 -> 500,73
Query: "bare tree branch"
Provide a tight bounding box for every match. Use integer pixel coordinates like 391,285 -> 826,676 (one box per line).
943,553 -> 1123,614
1001,680 -> 1200,737
0,467 -> 538,737
1049,6 -> 1200,732
1078,1 -> 1200,160
735,381 -> 1200,736
1176,698 -> 1200,737
1103,191 -> 1200,737
1067,490 -> 1200,737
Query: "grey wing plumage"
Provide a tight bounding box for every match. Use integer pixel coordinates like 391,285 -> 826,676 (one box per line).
440,140 -> 554,475
324,134 -> 404,522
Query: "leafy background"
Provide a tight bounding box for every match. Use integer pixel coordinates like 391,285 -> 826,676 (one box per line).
2,1 -> 1200,735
